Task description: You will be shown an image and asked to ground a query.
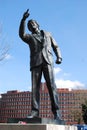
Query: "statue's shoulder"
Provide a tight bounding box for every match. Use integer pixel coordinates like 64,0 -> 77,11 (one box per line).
42,30 -> 51,36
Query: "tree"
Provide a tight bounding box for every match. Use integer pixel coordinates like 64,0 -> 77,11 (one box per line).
0,24 -> 9,61
82,100 -> 87,124
68,91 -> 87,124
68,104 -> 83,124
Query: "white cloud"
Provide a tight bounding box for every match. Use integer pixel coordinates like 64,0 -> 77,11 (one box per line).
4,54 -> 12,60
53,67 -> 85,90
54,67 -> 62,75
0,94 -> 2,98
63,72 -> 71,77
55,79 -> 85,90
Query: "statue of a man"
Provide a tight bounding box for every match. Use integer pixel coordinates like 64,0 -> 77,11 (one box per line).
19,9 -> 62,120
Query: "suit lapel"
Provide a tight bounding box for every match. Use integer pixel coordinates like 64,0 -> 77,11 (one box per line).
32,33 -> 42,42
41,30 -> 47,46
32,30 -> 46,43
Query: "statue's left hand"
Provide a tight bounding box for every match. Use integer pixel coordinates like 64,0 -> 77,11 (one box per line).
55,57 -> 62,64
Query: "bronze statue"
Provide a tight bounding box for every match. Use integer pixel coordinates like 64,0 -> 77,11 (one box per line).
19,9 -> 62,120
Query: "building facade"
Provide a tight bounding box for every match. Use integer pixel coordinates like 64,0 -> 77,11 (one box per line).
0,83 -> 87,124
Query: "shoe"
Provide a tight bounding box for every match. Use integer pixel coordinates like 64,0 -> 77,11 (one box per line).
54,110 -> 61,120
54,114 -> 61,120
27,114 -> 38,118
27,111 -> 39,118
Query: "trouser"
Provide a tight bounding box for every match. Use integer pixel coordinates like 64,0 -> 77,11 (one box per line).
31,59 -> 59,116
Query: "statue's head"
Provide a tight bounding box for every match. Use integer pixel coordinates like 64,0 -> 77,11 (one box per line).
27,19 -> 39,33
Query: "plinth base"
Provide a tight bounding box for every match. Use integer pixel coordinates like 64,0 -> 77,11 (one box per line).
0,124 -> 77,130
7,117 -> 65,125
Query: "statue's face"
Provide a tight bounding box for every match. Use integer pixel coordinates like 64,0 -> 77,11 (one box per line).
28,20 -> 39,33
29,21 -> 38,30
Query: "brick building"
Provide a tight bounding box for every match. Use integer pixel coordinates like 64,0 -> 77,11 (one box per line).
0,82 -> 87,124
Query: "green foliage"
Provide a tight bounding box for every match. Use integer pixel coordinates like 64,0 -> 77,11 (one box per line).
82,100 -> 87,124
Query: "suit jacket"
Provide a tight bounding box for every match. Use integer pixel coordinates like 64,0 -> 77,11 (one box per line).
19,19 -> 62,70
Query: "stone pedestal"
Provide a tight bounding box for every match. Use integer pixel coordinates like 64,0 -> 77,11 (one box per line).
7,117 -> 65,125
0,124 -> 77,130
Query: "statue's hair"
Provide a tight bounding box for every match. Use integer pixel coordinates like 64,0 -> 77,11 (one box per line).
27,19 -> 39,32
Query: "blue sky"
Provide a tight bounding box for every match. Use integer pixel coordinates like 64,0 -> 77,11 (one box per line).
0,0 -> 87,93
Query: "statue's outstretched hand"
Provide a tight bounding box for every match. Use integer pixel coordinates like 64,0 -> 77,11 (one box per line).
55,57 -> 62,64
23,9 -> 30,20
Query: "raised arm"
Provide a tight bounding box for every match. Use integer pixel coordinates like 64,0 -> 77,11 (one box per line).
19,9 -> 30,42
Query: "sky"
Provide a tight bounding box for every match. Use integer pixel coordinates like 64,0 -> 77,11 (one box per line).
0,0 -> 87,93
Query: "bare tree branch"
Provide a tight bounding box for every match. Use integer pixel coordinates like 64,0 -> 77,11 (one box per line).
0,24 -> 10,61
